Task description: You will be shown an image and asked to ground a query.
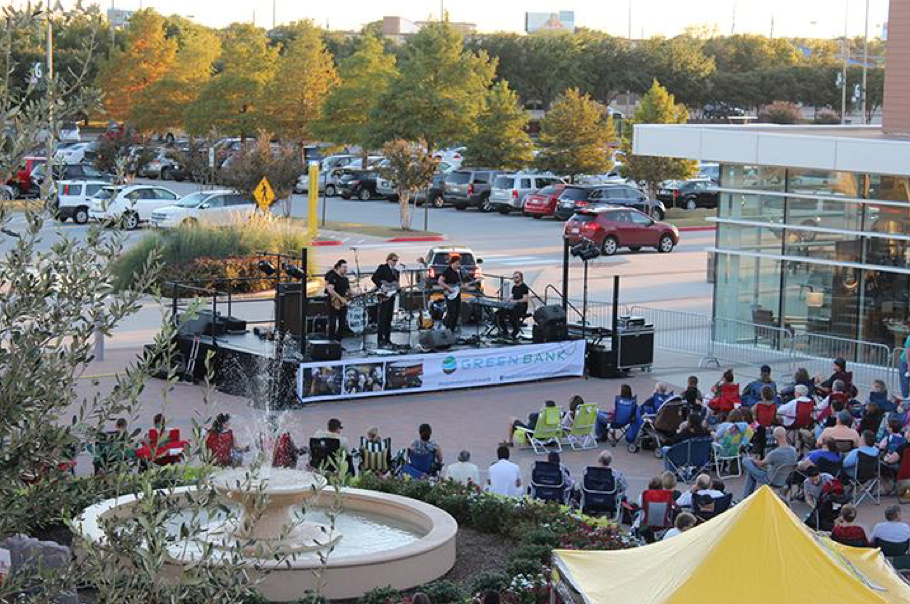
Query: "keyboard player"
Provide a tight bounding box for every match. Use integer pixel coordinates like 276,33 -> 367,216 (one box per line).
497,271 -> 530,339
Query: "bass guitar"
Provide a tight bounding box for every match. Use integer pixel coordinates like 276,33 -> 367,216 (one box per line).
444,278 -> 482,301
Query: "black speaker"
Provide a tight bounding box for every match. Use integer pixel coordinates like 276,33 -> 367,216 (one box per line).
278,283 -> 304,337
587,344 -> 616,378
179,310 -> 226,337
309,339 -> 342,361
533,323 -> 568,343
419,329 -> 456,350
224,316 -> 247,334
534,305 -> 567,326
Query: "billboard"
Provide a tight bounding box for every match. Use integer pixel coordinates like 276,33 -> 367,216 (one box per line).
525,11 -> 575,34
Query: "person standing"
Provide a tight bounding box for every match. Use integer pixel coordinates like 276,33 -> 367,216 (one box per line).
325,259 -> 351,341
900,334 -> 910,399
438,255 -> 463,333
371,253 -> 400,347
496,271 -> 530,339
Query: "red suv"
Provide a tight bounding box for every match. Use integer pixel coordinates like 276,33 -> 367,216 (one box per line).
563,207 -> 679,256
523,183 -> 566,218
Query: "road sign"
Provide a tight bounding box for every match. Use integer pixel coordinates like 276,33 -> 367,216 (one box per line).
253,177 -> 275,212
208,147 -> 215,169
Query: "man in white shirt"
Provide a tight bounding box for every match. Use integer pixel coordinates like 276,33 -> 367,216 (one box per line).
675,473 -> 725,508
312,418 -> 350,451
487,446 -> 523,497
777,384 -> 813,427
870,505 -> 910,544
442,450 -> 481,486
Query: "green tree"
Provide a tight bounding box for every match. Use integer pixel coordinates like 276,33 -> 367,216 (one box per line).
534,88 -> 614,182
621,80 -> 697,198
221,133 -> 302,217
373,20 -> 496,152
131,24 -> 221,133
634,36 -> 715,107
463,81 -> 533,170
185,23 -> 278,138
262,20 -> 339,142
378,139 -> 438,230
312,32 -> 398,160
95,9 -> 177,122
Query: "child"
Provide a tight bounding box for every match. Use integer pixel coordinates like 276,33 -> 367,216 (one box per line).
880,418 -> 907,457
682,376 -> 703,407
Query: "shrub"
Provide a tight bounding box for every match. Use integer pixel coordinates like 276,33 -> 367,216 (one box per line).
520,527 -> 559,548
814,108 -> 841,124
470,571 -> 511,595
510,543 -> 552,564
113,214 -> 312,292
357,586 -> 402,604
505,557 -> 543,578
419,580 -> 466,604
759,101 -> 803,125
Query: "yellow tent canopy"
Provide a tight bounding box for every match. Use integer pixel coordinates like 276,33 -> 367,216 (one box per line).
554,486 -> 910,604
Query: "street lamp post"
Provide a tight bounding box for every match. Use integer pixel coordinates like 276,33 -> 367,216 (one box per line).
841,0 -> 849,124
861,0 -> 870,124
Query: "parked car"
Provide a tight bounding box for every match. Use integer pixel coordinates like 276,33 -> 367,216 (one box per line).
703,103 -> 746,120
416,172 -> 449,208
55,180 -> 107,224
444,169 -> 502,212
29,163 -> 111,193
6,156 -> 45,198
657,179 -> 718,210
338,169 -> 380,200
433,146 -> 465,168
59,122 -> 81,142
523,183 -> 567,219
697,162 -> 719,182
554,184 -> 665,221
295,154 -> 358,194
54,141 -> 96,165
150,189 -> 256,228
489,173 -> 564,214
88,184 -> 180,229
416,246 -> 484,289
139,150 -> 190,181
563,207 -> 678,256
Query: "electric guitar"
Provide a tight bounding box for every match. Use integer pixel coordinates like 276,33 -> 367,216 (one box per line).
330,291 -> 366,310
444,278 -> 482,301
376,281 -> 400,301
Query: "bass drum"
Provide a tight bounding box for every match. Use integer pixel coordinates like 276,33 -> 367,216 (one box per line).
347,304 -> 366,335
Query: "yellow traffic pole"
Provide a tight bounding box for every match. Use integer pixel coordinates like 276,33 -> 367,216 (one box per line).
307,162 -> 319,243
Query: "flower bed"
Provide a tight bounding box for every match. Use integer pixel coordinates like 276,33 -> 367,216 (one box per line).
350,474 -> 636,604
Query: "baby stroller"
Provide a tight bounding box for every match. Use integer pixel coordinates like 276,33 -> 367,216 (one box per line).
630,394 -> 686,456
805,478 -> 850,532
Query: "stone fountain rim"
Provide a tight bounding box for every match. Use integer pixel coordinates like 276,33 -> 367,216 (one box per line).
208,467 -> 328,497
74,485 -> 458,570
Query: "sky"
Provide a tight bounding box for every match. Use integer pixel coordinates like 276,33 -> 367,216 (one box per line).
75,0 -> 891,39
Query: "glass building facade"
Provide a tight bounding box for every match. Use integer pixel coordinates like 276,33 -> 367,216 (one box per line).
712,165 -> 910,352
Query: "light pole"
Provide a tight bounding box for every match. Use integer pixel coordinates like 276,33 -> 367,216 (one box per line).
841,0 -> 849,124
625,0 -> 632,126
45,0 -> 54,174
861,0 -> 870,124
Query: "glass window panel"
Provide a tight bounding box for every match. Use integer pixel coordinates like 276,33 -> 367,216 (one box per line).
787,169 -> 861,198
717,224 -> 783,254
721,165 -> 786,191
714,253 -> 783,329
860,270 -> 910,349
782,261 -> 859,341
786,197 -> 863,232
719,192 -> 785,222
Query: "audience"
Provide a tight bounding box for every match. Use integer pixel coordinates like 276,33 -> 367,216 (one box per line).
801,466 -> 835,509
742,365 -> 777,406
843,430 -> 880,474
675,473 -> 724,508
780,367 -> 815,401
798,439 -> 842,471
743,427 -> 797,498
562,395 -> 586,431
662,512 -> 697,540
205,413 -> 249,467
313,418 -> 350,451
816,411 -> 861,449
661,411 -> 710,470
487,445 -> 522,497
642,383 -> 670,415
857,401 -> 884,437
597,450 -> 628,497
869,379 -> 896,413
708,369 -> 740,417
364,426 -> 383,444
508,400 -> 560,445
547,450 -> 574,491
777,384 -> 813,428
442,450 -> 481,486
682,376 -> 703,407
870,505 -> 910,546
830,505 -> 868,547
815,357 -> 858,398
411,423 -> 443,466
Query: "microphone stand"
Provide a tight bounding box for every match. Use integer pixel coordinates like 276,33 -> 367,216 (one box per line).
351,247 -> 368,356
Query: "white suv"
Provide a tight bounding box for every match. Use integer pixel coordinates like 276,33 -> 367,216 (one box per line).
150,189 -> 257,228
56,180 -> 107,224
88,184 -> 180,229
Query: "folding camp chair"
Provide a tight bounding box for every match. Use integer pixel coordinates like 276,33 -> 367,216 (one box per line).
565,403 -> 599,451
358,436 -> 392,475
399,449 -> 439,479
579,466 -> 620,518
848,451 -> 881,506
529,461 -> 569,504
633,489 -> 676,542
694,492 -> 734,522
768,462 -> 799,504
309,437 -> 350,476
607,396 -> 639,447
665,437 -> 714,483
712,424 -> 752,479
516,406 -> 563,454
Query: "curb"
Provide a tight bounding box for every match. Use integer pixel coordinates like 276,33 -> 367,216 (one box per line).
313,240 -> 343,246
386,235 -> 447,242
677,226 -> 716,232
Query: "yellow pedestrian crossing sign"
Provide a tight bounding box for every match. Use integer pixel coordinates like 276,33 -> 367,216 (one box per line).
253,177 -> 275,212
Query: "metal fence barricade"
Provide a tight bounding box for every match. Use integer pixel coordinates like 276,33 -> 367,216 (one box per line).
791,332 -> 898,392
709,317 -> 795,373
626,305 -> 714,364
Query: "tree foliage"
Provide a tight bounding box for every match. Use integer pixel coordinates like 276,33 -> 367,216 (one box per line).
373,20 -> 496,152
534,88 -> 614,181
621,80 -> 697,197
312,32 -> 398,152
96,9 -> 177,122
378,140 -> 438,230
220,134 -> 302,216
760,100 -> 804,124
463,81 -> 533,170
262,20 -> 339,142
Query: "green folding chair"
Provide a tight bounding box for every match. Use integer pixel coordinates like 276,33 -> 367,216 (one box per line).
516,406 -> 564,454
565,403 -> 599,451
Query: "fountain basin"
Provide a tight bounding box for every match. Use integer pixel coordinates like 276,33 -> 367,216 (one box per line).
76,486 -> 458,601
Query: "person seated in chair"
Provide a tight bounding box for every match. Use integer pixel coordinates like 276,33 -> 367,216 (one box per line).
708,369 -> 740,419
681,376 -> 704,408
817,411 -> 860,450
660,411 -> 710,470
780,367 -> 815,402
662,512 -> 697,540
562,395 -> 586,432
411,423 -> 443,467
869,379 -> 896,413
830,504 -> 869,547
206,413 -> 249,467
871,505 -> 910,547
487,445 -> 522,497
547,450 -> 574,492
313,418 -> 350,451
798,439 -> 842,472
675,473 -> 724,509
596,386 -> 638,441
442,449 -> 480,486
801,465 -> 835,509
595,450 -> 627,497
843,430 -> 881,474
508,400 -> 561,446
815,357 -> 858,398
858,400 -> 885,436
642,382 -> 671,415
742,427 -> 798,498
742,365 -> 777,407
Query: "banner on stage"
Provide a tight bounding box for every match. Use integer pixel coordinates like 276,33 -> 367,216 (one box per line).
297,340 -> 585,402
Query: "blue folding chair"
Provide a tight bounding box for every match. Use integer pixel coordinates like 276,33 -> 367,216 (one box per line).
580,466 -> 620,518
607,396 -> 640,446
399,449 -> 437,480
529,460 -> 569,504
665,436 -> 714,483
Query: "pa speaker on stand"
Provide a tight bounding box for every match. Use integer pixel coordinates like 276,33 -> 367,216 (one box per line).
532,305 -> 568,343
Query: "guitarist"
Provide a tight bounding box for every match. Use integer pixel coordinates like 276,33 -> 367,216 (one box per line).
325,259 -> 351,341
371,252 -> 400,346
438,255 -> 463,333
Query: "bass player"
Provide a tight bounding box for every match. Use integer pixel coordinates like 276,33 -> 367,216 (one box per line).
438,255 -> 463,333
325,259 -> 351,341
371,252 -> 400,347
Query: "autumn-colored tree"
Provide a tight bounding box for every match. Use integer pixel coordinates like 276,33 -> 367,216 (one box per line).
262,20 -> 339,142
621,80 -> 697,197
463,81 -> 533,170
131,22 -> 221,133
95,9 -> 177,122
378,140 -> 438,230
534,88 -> 614,182
312,32 -> 399,164
185,23 -> 278,139
221,133 -> 302,217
